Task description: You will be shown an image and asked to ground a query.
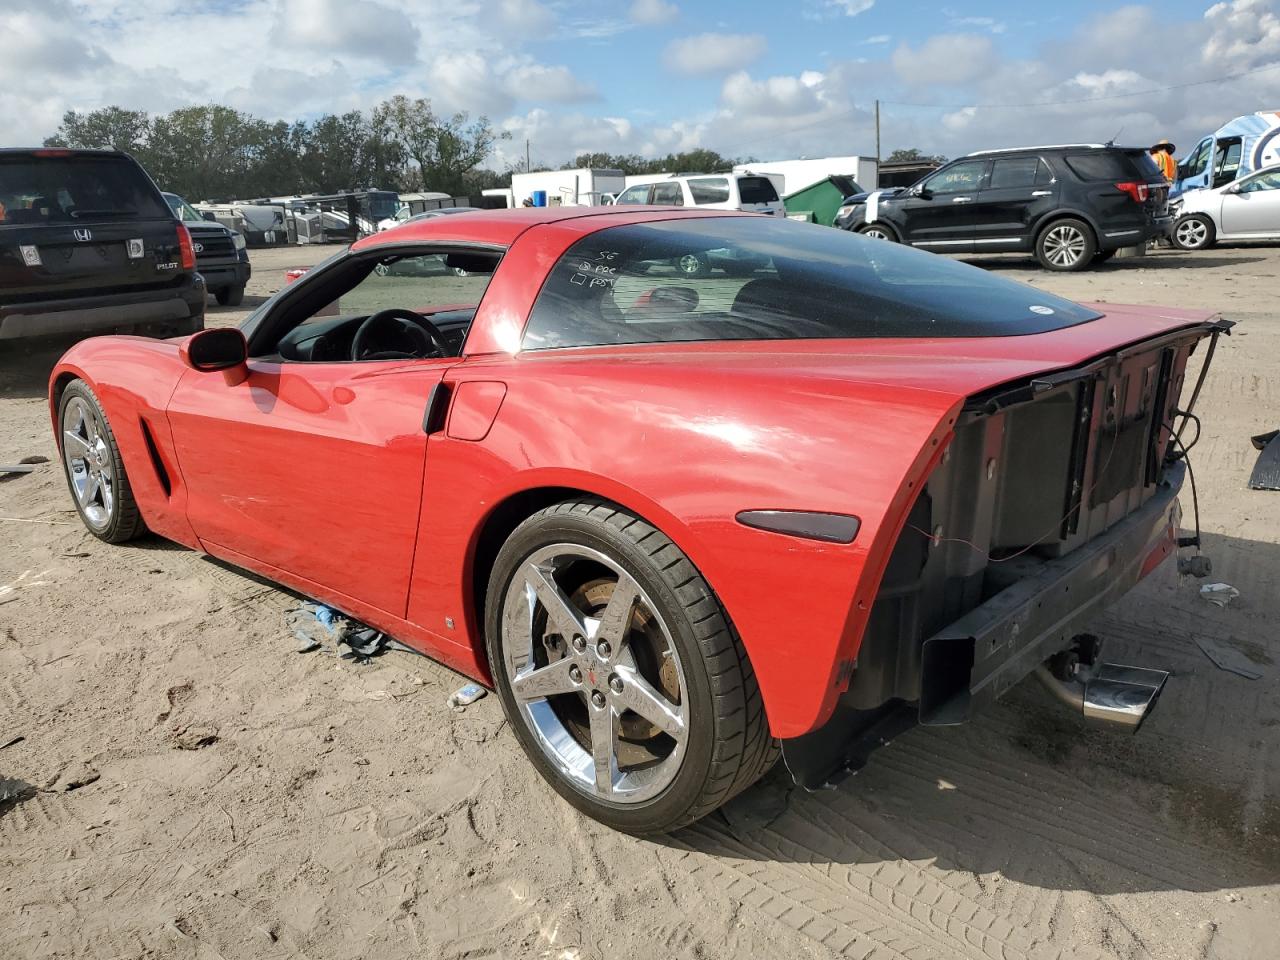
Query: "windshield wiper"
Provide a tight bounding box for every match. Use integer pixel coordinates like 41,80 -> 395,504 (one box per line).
71,208 -> 138,218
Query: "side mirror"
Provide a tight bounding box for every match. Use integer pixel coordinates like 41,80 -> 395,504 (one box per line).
912,185 -> 933,200
180,327 -> 248,385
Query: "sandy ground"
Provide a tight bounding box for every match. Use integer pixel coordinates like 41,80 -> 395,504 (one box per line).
1,242 -> 1277,960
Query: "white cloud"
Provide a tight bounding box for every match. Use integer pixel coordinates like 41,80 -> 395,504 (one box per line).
629,0 -> 679,25
664,33 -> 767,76
892,34 -> 997,86
829,0 -> 875,14
1202,0 -> 1280,63
863,34 -> 892,44
503,63 -> 599,103
271,0 -> 420,63
496,0 -> 553,33
721,70 -> 826,117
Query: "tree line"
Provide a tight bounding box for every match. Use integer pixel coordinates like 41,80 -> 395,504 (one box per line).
44,102 -> 757,201
44,98 -> 505,201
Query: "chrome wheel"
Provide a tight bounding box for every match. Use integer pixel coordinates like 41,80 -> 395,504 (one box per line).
61,396 -> 114,529
1175,217 -> 1209,249
1042,224 -> 1087,267
862,226 -> 892,240
500,544 -> 689,804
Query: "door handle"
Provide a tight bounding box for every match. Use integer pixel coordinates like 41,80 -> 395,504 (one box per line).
1031,190 -> 1053,197
951,196 -> 972,203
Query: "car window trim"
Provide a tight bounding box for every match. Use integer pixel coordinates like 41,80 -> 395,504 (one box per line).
242,240 -> 507,357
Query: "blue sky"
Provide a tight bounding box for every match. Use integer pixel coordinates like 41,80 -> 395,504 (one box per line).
4,0 -> 1279,169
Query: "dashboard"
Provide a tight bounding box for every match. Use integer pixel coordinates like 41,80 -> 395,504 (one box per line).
276,308 -> 477,362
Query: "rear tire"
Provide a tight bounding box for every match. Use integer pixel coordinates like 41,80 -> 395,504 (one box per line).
1173,214 -> 1216,250
57,380 -> 144,544
485,497 -> 777,834
858,222 -> 900,242
1035,218 -> 1096,271
215,284 -> 245,307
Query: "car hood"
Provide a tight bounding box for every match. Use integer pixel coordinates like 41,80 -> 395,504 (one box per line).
842,188 -> 903,205
184,221 -> 236,237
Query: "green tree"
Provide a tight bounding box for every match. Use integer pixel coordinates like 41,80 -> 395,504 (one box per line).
886,147 -> 947,164
378,95 -> 505,195
45,107 -> 153,157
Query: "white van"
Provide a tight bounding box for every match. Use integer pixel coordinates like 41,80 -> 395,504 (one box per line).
613,173 -> 785,216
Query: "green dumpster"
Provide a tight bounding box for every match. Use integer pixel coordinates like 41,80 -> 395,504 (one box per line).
782,174 -> 863,227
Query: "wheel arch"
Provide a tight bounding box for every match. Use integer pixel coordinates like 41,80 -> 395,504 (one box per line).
465,481 -> 745,685
1033,209 -> 1102,245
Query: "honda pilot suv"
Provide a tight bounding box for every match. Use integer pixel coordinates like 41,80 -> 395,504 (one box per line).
835,145 -> 1171,271
164,192 -> 251,306
0,148 -> 205,341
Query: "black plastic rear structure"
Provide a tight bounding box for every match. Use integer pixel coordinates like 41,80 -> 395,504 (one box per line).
780,321 -> 1226,789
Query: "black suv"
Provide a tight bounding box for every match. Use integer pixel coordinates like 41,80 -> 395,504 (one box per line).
0,148 -> 205,341
836,145 -> 1171,270
163,193 -> 251,306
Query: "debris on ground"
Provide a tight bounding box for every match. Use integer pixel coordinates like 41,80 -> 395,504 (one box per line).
284,602 -> 416,663
170,724 -> 220,750
1,735 -> 25,750
0,455 -> 49,483
448,683 -> 488,711
1249,429 -> 1280,491
0,569 -> 53,605
1194,636 -> 1265,680
55,761 -> 101,792
1199,582 -> 1240,607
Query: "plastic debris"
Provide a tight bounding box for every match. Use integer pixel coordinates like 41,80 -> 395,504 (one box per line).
284,602 -> 416,663
448,683 -> 487,711
1199,582 -> 1240,607
1193,636 -> 1264,680
1249,430 -> 1280,491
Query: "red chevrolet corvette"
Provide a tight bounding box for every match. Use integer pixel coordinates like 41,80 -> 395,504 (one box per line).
50,207 -> 1224,833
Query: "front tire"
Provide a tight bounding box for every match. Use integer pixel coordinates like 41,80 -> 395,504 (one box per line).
1173,214 -> 1216,250
858,222 -> 900,242
485,498 -> 777,834
58,380 -> 144,544
1035,218 -> 1096,271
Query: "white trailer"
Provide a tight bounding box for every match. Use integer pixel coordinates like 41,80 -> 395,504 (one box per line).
511,168 -> 625,207
732,156 -> 878,197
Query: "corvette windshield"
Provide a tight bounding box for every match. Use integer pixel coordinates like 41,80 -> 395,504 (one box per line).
522,217 -> 1101,350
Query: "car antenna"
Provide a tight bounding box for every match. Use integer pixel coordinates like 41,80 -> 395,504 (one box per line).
1105,125 -> 1125,148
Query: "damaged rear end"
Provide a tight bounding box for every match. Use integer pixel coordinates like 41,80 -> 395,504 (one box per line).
784,315 -> 1230,789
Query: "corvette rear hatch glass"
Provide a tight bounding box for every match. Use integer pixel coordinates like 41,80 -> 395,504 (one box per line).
522,216 -> 1100,350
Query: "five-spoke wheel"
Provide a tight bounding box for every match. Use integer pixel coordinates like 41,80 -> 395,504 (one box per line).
58,380 -> 143,543
486,498 -> 777,834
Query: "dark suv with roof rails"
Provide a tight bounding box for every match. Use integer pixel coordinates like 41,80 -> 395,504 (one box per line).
0,148 -> 205,341
835,144 -> 1171,271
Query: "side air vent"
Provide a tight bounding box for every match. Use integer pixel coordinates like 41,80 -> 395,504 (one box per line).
138,418 -> 172,497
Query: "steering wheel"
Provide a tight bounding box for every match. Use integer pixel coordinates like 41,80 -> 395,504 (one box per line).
350,308 -> 451,361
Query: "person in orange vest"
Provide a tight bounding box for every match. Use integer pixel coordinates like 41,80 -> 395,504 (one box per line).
1150,139 -> 1177,181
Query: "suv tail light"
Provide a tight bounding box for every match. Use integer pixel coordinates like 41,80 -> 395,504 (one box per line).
1115,181 -> 1150,203
176,223 -> 197,270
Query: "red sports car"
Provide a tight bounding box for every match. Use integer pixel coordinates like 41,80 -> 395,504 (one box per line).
49,207 -> 1224,833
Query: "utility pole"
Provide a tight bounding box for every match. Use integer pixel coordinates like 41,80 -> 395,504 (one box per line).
874,99 -> 881,164
526,139 -> 531,173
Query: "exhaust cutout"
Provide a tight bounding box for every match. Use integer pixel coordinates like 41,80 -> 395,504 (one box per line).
1034,661 -> 1168,732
